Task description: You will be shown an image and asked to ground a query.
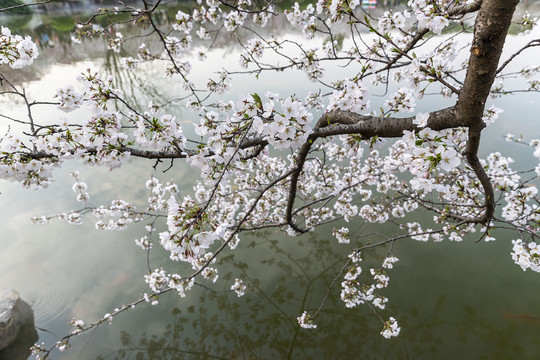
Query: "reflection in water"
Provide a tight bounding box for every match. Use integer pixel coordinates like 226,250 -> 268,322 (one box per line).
88,231 -> 490,360
2,2 -> 540,360
83,228 -> 540,360
0,0 -> 415,86
25,273 -> 84,327
99,231 -> 397,360
103,51 -> 170,112
455,304 -> 534,359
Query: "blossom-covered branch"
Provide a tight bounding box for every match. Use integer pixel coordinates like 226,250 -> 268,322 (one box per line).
1,0 -> 540,358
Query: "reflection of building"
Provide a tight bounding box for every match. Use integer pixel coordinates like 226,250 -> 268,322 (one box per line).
362,0 -> 377,9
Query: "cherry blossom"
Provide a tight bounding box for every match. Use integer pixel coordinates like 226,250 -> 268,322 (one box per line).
0,0 -> 538,357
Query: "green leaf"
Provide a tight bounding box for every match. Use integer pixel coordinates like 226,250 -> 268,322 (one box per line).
251,93 -> 262,109
370,135 -> 379,148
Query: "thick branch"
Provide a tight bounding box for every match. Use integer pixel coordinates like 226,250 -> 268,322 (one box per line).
446,0 -> 483,18
283,0 -> 518,230
313,106 -> 460,138
455,0 -> 519,224
456,0 -> 519,126
283,106 -> 460,233
24,146 -> 194,161
463,128 -> 495,223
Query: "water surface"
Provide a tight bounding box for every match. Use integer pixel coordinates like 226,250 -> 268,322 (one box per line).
1,2 -> 540,359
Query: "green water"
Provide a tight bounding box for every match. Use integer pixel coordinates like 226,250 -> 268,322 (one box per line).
1,2 -> 540,359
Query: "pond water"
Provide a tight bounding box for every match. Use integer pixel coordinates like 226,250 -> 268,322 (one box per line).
1,2 -> 540,359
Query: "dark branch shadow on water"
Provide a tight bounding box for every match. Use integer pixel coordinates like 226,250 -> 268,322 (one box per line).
93,231 -> 436,360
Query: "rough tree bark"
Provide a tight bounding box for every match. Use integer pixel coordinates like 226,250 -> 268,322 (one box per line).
10,0 -> 520,228
282,0 -> 520,228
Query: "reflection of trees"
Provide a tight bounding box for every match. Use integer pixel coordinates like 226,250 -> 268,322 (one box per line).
102,232 -> 417,360
103,50 -> 168,110
0,1 -> 410,90
2,13 -> 32,30
96,229 -> 535,360
454,304 -> 532,359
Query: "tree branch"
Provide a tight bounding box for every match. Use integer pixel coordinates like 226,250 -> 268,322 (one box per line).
496,39 -> 540,74
455,0 -> 519,224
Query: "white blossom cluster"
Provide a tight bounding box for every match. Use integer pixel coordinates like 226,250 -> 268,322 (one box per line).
201,266 -> 219,282
135,235 -> 152,250
340,252 -> 398,314
107,32 -> 123,53
145,176 -> 179,212
159,194 -> 225,262
231,278 -> 246,297
1,0 -> 539,353
327,79 -> 370,114
482,105 -> 503,127
511,240 -> 540,272
333,227 -> 350,244
133,103 -> 186,151
55,340 -> 69,352
102,313 -> 113,324
250,95 -> 314,149
70,171 -> 90,203
173,11 -> 193,34
378,10 -> 411,34
144,268 -> 169,292
407,0 -> 450,35
297,311 -> 317,329
168,274 -> 194,298
294,48 -> 324,81
164,35 -> 192,57
224,11 -> 248,32
31,343 -> 48,360
531,139 -> 540,160
382,256 -> 399,269
0,141 -> 56,188
69,318 -> 85,335
380,317 -> 401,339
239,38 -> 266,68
314,0 -> 362,23
285,3 -> 317,38
93,199 -> 138,231
55,86 -> 84,112
518,11 -> 538,35
0,26 -> 38,69
385,87 -> 417,114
